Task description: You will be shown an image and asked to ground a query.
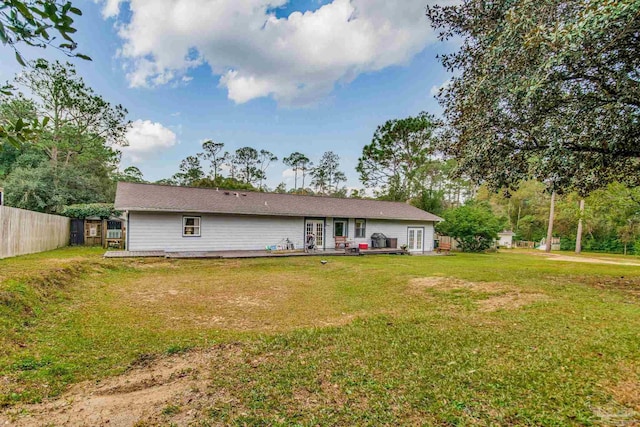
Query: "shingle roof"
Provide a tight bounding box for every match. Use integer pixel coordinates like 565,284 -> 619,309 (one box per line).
115,182 -> 442,222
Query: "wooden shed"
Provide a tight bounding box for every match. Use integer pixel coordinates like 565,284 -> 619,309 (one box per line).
70,216 -> 126,249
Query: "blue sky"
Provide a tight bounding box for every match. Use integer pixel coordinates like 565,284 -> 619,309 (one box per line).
1,0 -> 455,190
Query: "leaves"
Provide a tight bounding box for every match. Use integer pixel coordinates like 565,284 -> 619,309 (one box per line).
427,0 -> 640,195
1,1 -> 89,63
311,151 -> 346,196
60,203 -> 121,219
437,202 -> 506,252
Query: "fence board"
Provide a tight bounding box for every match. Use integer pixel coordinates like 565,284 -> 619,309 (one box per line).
0,206 -> 70,259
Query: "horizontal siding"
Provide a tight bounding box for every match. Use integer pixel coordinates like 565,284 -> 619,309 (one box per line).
319,217 -> 435,252
128,212 -> 304,251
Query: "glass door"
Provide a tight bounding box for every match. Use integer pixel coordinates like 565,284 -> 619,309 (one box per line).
407,228 -> 424,252
305,220 -> 324,248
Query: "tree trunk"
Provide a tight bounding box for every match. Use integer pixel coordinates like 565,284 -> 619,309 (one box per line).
545,191 -> 556,253
575,199 -> 585,254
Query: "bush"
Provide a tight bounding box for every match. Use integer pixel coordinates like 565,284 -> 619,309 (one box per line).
61,203 -> 121,219
437,202 -> 506,252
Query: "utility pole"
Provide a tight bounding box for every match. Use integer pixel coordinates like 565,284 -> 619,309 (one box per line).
575,199 -> 585,254
545,191 -> 556,252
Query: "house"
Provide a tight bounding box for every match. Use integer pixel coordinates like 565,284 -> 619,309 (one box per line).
497,230 -> 515,249
114,182 -> 443,253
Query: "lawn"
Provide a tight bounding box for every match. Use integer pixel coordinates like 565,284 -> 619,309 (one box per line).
0,248 -> 639,425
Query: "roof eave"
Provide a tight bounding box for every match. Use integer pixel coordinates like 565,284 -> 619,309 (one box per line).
117,207 -> 440,222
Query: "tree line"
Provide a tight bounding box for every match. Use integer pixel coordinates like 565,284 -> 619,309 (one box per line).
148,145 -> 350,197
1,0 -> 638,254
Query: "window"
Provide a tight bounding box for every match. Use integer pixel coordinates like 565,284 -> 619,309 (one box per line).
355,219 -> 366,238
334,219 -> 347,237
183,216 -> 201,236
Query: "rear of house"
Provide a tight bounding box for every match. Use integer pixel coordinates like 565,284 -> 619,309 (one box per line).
115,182 -> 442,253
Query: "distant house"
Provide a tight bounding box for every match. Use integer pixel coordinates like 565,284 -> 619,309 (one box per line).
497,230 -> 515,249
114,182 -> 443,253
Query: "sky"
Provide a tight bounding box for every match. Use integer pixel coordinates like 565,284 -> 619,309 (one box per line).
0,0 -> 456,191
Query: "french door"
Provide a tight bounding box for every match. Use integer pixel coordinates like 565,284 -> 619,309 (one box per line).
407,227 -> 424,252
305,220 -> 324,249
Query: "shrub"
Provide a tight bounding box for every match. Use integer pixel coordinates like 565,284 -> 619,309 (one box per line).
61,203 -> 121,219
437,202 -> 506,252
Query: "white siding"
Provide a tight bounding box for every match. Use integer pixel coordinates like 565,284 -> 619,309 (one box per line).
325,217 -> 435,252
128,212 -> 304,252
128,212 -> 436,253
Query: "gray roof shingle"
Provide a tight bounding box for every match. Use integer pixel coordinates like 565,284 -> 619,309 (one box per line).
115,182 -> 442,222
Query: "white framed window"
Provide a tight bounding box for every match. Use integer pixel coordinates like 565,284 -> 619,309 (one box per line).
183,216 -> 201,237
355,219 -> 366,238
334,219 -> 348,237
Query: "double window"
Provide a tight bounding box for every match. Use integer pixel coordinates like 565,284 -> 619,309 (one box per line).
183,216 -> 201,237
355,219 -> 366,238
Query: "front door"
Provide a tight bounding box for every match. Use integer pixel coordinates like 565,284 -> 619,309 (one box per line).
305,219 -> 324,249
407,227 -> 424,252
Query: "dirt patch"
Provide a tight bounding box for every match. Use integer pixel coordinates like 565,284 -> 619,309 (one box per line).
0,344 -> 244,427
609,365 -> 640,412
534,252 -> 640,267
408,277 -> 507,293
409,277 -> 549,312
132,261 -> 178,270
595,364 -> 640,425
478,292 -> 549,312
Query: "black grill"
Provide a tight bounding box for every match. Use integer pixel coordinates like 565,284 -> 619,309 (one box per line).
371,232 -> 387,248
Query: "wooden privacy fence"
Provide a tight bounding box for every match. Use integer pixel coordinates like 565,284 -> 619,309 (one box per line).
0,206 -> 70,259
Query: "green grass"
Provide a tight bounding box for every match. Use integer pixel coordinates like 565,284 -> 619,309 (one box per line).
1,248 -> 639,425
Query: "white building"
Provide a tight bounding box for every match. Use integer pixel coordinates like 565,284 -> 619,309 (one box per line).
497,230 -> 515,249
115,182 -> 442,254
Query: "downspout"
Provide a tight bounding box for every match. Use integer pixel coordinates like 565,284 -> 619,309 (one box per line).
126,211 -> 130,251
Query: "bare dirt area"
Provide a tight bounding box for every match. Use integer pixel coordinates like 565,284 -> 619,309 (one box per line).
408,277 -> 549,311
532,252 -> 640,266
0,344 -> 244,427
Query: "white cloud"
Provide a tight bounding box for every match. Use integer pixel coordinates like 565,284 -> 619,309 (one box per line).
101,0 -> 452,106
121,119 -> 177,162
282,168 -> 297,179
430,78 -> 451,97
99,0 -> 124,18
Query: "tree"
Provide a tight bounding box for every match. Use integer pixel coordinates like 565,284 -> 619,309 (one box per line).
0,1 -> 89,146
312,151 -> 345,195
0,61 -> 128,212
436,201 -> 506,252
357,112 -> 441,201
257,149 -> 277,190
190,176 -> 255,191
283,152 -> 312,190
113,166 -> 145,183
0,1 -> 88,64
427,0 -> 640,195
300,157 -> 312,190
14,60 -> 128,166
618,220 -> 640,255
233,147 -> 261,185
545,192 -> 556,252
3,161 -> 113,213
201,140 -> 226,179
412,188 -> 445,216
172,155 -> 204,186
274,182 -> 287,193
575,199 -> 585,254
283,152 -> 304,190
